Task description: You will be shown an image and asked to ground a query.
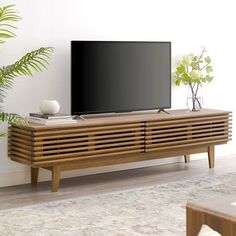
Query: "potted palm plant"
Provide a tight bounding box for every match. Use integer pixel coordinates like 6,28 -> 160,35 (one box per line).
0,4 -> 53,136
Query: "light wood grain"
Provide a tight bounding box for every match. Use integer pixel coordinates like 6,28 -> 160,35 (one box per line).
34,148 -> 145,165
146,123 -> 231,135
31,168 -> 39,185
146,139 -> 230,152
33,131 -> 145,146
51,166 -> 61,192
14,109 -> 231,131
187,195 -> 236,236
146,115 -> 231,127
208,145 -> 215,168
33,126 -> 145,141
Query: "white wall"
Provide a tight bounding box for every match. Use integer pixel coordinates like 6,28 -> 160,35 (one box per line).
0,0 -> 235,187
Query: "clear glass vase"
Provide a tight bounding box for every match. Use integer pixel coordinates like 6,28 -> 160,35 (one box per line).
186,85 -> 203,112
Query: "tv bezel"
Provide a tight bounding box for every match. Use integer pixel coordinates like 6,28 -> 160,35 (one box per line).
71,40 -> 171,115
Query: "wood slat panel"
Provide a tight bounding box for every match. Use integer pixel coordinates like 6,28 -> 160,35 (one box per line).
33,131 -> 145,146
10,136 -> 33,146
33,145 -> 144,162
10,126 -> 33,136
9,132 -> 33,141
10,156 -> 32,166
146,135 -> 230,149
33,126 -> 145,141
28,122 -> 145,162
8,126 -> 34,165
34,123 -> 144,136
148,127 -> 231,138
145,113 -> 231,151
9,150 -> 32,160
146,131 -> 231,144
146,119 -> 231,130
33,149 -> 144,165
60,146 -> 209,171
147,139 -> 230,152
34,140 -> 144,156
8,141 -> 33,151
146,123 -> 231,135
33,135 -> 144,151
10,146 -> 33,156
146,115 -> 231,127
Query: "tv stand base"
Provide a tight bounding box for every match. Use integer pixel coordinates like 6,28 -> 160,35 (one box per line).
79,115 -> 86,121
9,109 -> 231,192
29,145 -> 217,192
157,108 -> 170,114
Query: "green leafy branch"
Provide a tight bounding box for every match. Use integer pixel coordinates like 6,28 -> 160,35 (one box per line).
173,48 -> 214,111
174,48 -> 214,87
0,47 -> 54,109
0,4 -> 21,44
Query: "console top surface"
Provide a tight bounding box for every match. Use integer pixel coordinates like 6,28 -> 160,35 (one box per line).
20,108 -> 231,130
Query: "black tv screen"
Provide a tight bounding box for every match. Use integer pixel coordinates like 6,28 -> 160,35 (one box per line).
71,41 -> 171,115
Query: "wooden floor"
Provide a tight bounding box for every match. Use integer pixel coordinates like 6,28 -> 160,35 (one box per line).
0,155 -> 236,210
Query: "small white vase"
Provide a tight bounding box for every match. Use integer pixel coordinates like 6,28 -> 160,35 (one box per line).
39,100 -> 60,114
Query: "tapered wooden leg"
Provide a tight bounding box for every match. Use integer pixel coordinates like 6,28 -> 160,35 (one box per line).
31,167 -> 39,185
208,145 -> 215,168
184,154 -> 190,163
51,166 -> 61,192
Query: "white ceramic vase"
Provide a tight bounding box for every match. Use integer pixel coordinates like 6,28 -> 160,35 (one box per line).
39,100 -> 60,114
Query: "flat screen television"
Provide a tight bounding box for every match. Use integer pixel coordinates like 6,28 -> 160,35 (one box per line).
71,41 -> 171,115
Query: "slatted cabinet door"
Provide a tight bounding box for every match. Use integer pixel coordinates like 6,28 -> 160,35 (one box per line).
28,122 -> 145,166
145,113 -> 232,152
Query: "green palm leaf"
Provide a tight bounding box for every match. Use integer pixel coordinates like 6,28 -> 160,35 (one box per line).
0,47 -> 54,108
0,112 -> 26,136
0,112 -> 25,124
0,4 -> 54,136
0,4 -> 21,44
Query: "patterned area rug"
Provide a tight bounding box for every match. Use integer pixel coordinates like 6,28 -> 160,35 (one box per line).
1,172 -> 236,236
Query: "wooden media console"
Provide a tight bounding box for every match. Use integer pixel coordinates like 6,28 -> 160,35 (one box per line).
8,109 -> 232,192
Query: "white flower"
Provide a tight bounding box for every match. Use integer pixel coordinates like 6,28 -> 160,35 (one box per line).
182,55 -> 193,66
190,70 -> 203,80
